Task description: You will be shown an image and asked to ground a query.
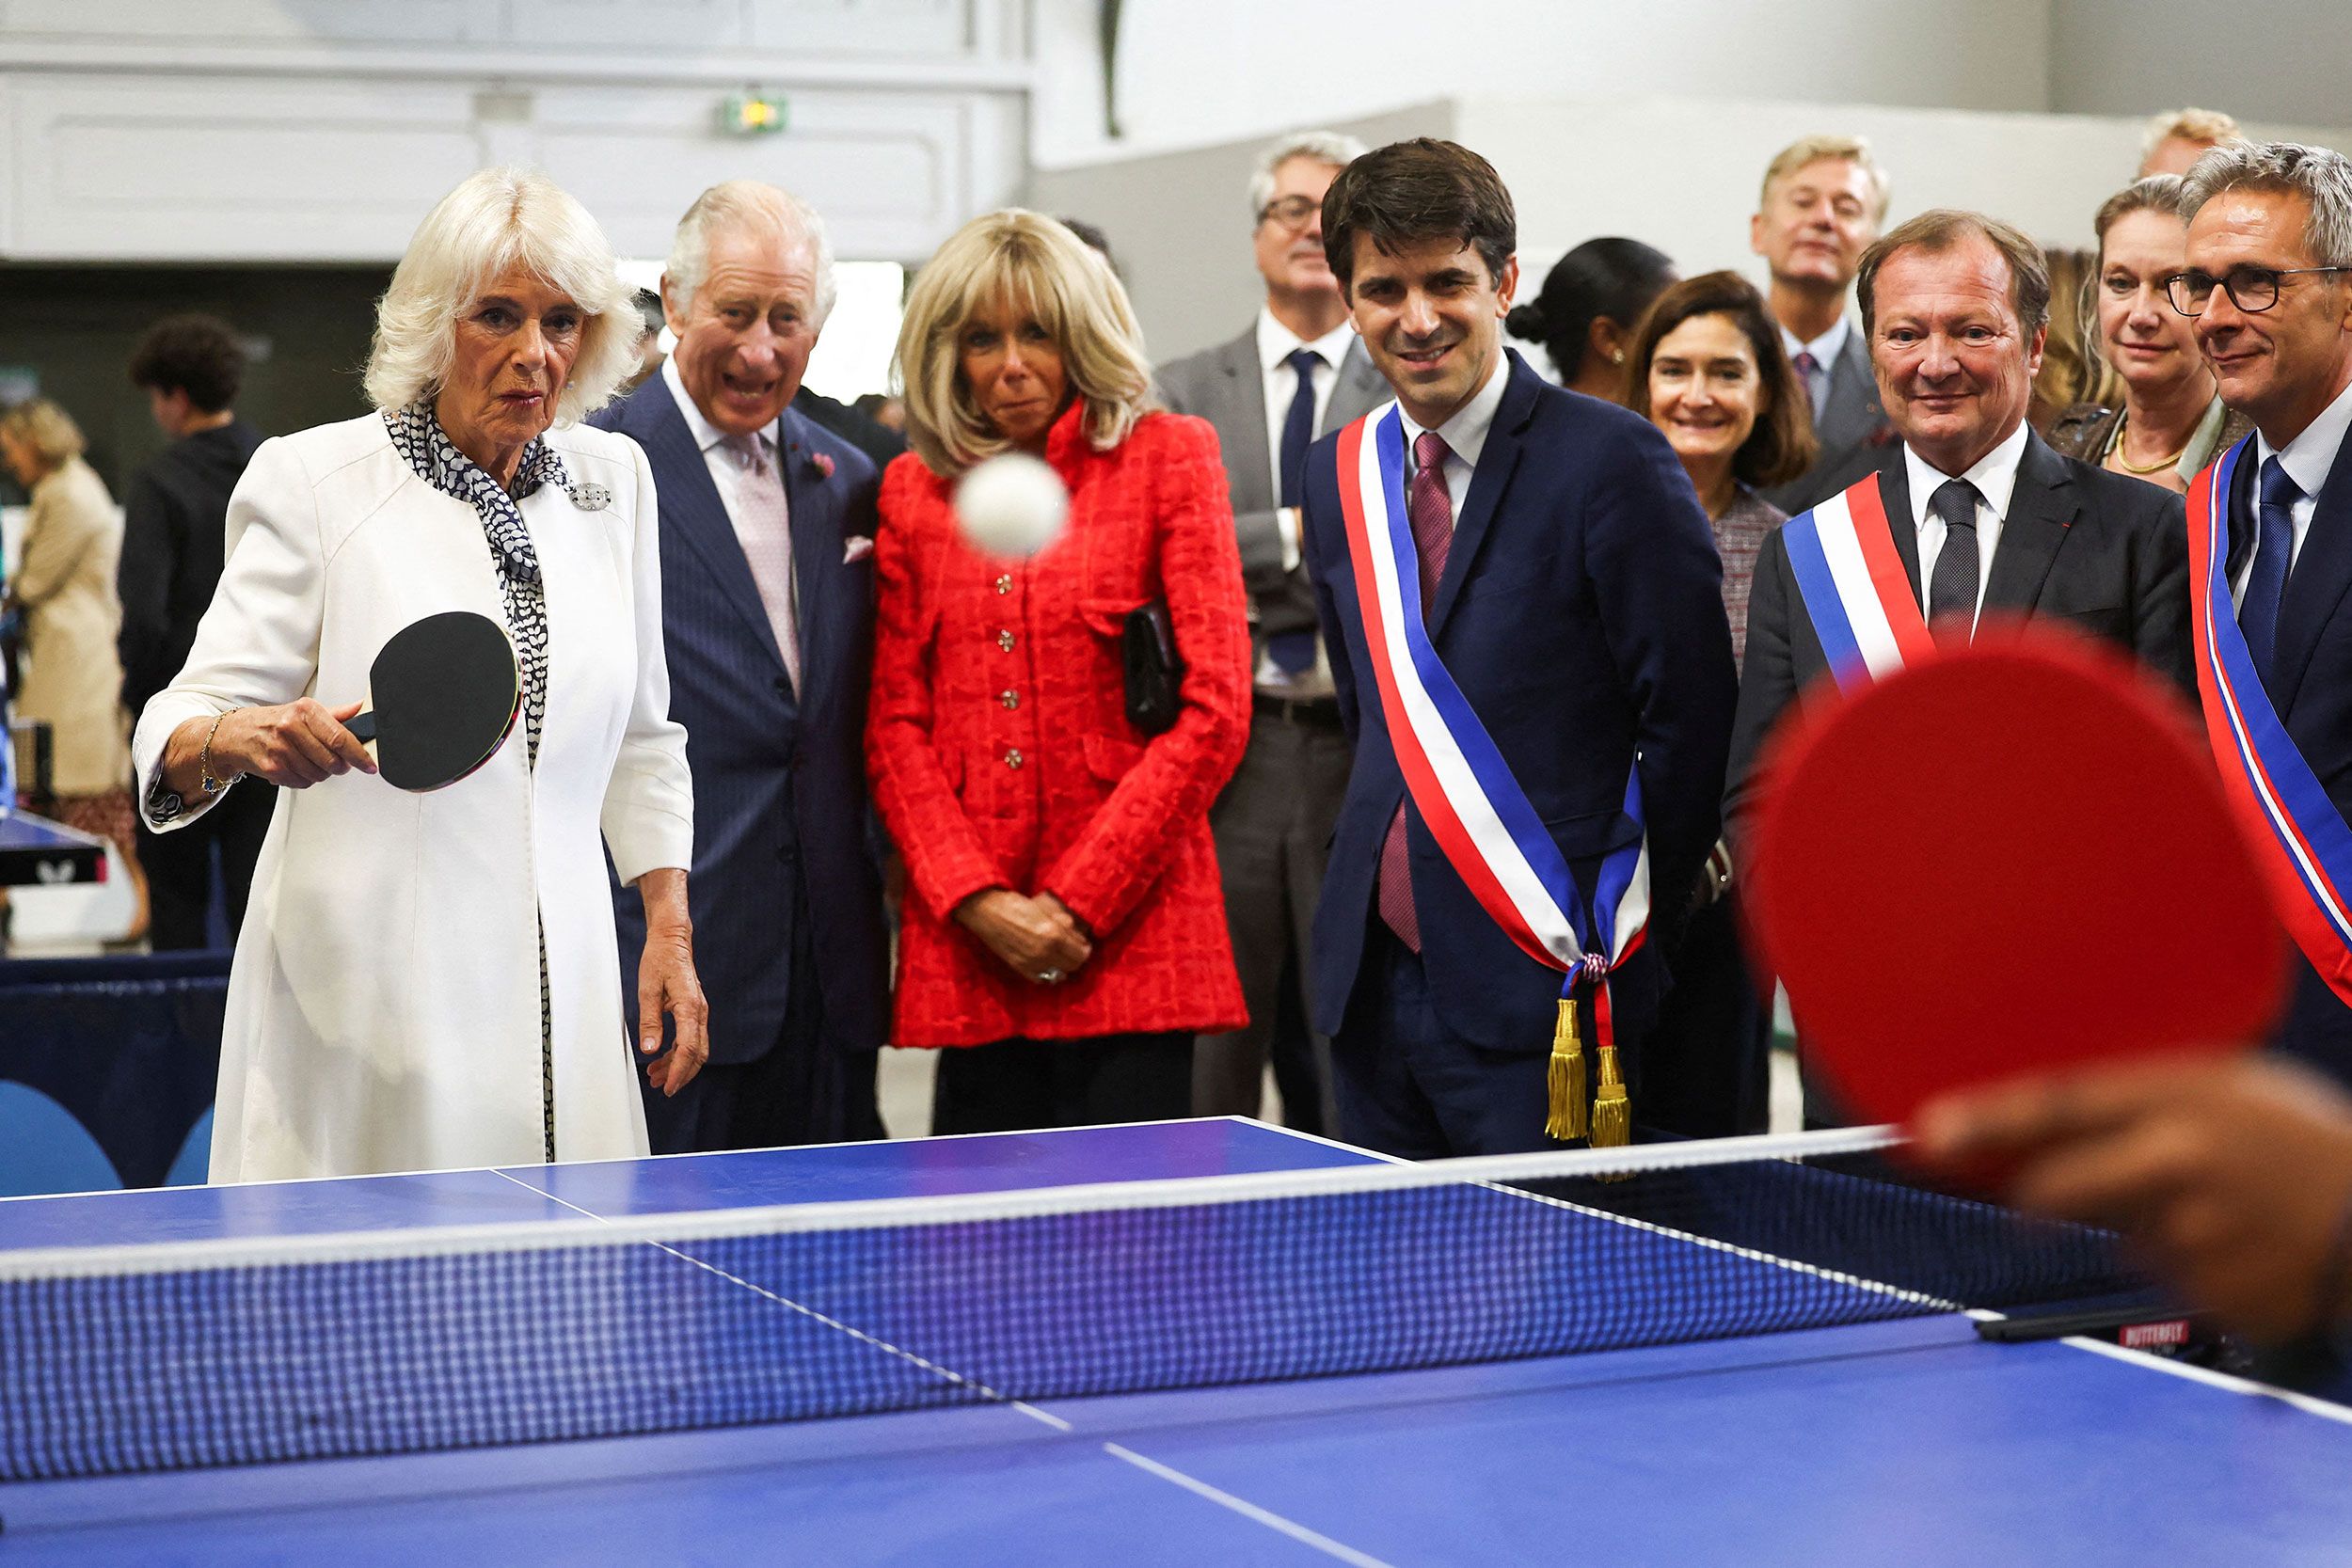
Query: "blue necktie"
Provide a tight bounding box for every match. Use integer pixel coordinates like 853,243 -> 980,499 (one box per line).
1268,348 -> 1324,675
2242,456 -> 2299,686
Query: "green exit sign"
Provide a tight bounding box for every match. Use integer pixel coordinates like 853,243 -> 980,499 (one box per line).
720,94 -> 787,135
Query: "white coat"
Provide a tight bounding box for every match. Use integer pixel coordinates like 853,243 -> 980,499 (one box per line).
132,414 -> 693,1182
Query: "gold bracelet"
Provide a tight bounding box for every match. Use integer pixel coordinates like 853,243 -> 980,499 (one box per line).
199,711 -> 238,795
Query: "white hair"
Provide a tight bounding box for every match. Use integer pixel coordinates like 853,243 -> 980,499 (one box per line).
2179,140 -> 2352,270
1247,131 -> 1367,223
363,166 -> 640,422
663,180 -> 838,324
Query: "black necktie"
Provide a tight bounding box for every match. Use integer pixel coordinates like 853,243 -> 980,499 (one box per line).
2241,456 -> 2299,685
1267,348 -> 1325,675
1926,477 -> 1981,647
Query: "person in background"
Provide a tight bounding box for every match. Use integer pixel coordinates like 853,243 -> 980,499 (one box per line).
0,397 -> 140,925
2172,142 -> 2352,1088
1622,270 -> 1816,1136
868,209 -> 1251,1135
2140,107 -> 2242,180
120,313 -> 272,949
623,289 -> 665,389
1503,237 -> 1676,403
593,180 -> 890,1153
2029,245 -> 2106,431
134,166 -> 703,1180
2045,175 -> 2252,494
1750,135 -> 1898,513
1157,129 -> 1387,1133
852,392 -> 907,434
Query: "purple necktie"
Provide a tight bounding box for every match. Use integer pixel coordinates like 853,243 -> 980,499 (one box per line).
1377,431 -> 1454,951
1792,349 -> 1826,420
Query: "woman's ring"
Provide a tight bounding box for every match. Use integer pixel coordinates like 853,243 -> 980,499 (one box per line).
1036,969 -> 1065,985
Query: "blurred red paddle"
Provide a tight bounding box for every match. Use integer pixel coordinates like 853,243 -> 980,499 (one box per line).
1743,626 -> 2288,1130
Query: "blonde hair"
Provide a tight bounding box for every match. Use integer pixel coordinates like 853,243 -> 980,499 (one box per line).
1759,135 -> 1893,224
0,398 -> 87,468
664,180 -> 837,324
2142,107 -> 2242,160
364,166 -> 640,423
896,209 -> 1157,477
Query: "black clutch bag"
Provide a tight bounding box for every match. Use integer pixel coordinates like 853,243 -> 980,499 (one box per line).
1121,600 -> 1185,736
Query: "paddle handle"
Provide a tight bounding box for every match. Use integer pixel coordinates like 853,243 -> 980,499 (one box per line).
347,708 -> 377,745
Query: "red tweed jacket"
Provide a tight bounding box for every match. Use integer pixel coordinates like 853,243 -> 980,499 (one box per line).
867,403 -> 1252,1047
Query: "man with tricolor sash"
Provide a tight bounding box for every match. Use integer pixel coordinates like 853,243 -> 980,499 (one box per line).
2173,142 -> 2352,1088
1298,139 -> 1739,1159
1726,209 -> 2192,1121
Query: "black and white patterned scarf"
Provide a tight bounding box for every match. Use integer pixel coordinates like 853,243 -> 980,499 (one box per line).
386,401 -> 567,1160
384,402 -> 564,766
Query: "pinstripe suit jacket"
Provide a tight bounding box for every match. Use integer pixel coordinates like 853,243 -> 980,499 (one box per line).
594,374 -> 889,1066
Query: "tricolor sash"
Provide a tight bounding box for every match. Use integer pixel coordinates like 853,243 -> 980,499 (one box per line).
1779,472 -> 1935,691
2188,436 -> 2352,1006
1334,404 -> 1649,1145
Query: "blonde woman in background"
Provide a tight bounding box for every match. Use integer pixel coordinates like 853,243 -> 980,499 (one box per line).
0,397 -> 143,931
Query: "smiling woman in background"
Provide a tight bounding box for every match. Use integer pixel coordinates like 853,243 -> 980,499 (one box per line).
867,209 -> 1251,1136
1620,269 -> 1814,1139
2045,174 -> 2253,494
132,166 -> 703,1182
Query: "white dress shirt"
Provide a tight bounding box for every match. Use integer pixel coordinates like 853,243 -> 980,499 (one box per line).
2233,375 -> 2352,604
1904,419 -> 2030,631
1257,307 -> 1359,495
1780,316 -> 1853,419
1397,349 -> 1512,524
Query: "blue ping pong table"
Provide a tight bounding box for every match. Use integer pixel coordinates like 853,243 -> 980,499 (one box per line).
4,1116 -> 2351,1566
0,814 -> 105,889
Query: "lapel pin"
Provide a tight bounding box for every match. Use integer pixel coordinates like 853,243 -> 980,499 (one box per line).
568,482 -> 612,512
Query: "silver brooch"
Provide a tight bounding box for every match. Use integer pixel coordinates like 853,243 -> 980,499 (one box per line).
568,482 -> 612,512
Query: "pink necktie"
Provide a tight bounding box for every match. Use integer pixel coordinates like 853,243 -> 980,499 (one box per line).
1376,431 -> 1454,952
726,434 -> 801,690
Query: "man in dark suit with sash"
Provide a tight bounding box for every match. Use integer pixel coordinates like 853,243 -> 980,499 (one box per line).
1727,209 -> 2192,1121
1301,139 -> 1738,1159
595,181 -> 888,1151
2175,142 -> 2352,1086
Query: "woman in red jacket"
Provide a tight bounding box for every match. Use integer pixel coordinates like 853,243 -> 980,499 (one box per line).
870,210 -> 1253,1134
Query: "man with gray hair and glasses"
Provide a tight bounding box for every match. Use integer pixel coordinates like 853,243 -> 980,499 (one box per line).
1157,131 -> 1389,1132
594,181 -> 890,1152
2171,141 -> 2352,1088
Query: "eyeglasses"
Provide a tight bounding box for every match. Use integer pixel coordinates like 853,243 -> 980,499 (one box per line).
2162,263 -> 2352,316
1258,195 -> 1321,231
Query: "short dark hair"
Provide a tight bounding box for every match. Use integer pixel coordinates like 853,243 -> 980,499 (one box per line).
127,313 -> 246,412
1320,138 -> 1515,295
1855,209 -> 2052,340
1623,271 -> 1818,490
1505,237 -> 1677,382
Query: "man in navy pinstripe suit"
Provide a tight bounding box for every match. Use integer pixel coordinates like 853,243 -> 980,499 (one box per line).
595,182 -> 889,1151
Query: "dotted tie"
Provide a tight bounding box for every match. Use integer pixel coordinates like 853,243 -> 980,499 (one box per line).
1925,477 -> 1981,649
726,433 -> 801,691
1376,431 -> 1456,952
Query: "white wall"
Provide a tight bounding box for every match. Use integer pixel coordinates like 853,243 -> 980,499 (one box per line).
0,0 -> 1032,263
2048,0 -> 2352,129
1032,0 -> 2058,168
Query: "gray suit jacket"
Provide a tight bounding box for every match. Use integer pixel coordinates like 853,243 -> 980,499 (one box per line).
1158,325 -> 1390,643
1758,325 -> 1894,515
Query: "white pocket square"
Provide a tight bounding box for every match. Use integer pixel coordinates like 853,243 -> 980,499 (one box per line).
843,536 -> 874,564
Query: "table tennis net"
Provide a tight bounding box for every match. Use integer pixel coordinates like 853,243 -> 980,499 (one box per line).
0,1129 -> 2147,1481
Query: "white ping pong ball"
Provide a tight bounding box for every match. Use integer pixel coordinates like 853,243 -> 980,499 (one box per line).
954,452 -> 1069,561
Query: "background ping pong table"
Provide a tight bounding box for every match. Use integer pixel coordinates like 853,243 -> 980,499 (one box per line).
4,1116 -> 2351,1565
0,813 -> 105,890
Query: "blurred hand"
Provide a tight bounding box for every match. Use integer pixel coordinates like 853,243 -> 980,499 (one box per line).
955,889 -> 1092,983
1915,1055 -> 2352,1343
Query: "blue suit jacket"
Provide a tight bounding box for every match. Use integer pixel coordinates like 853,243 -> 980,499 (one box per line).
593,375 -> 889,1066
2232,423 -> 2352,1086
1302,352 -> 1739,1061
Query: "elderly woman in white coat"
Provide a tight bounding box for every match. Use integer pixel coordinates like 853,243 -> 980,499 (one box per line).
134,167 -> 707,1181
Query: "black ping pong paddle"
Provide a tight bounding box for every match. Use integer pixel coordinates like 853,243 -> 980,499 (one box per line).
346,610 -> 522,793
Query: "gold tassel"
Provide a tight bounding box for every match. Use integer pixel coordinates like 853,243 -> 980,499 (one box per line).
1545,997 -> 1587,1142
1589,1043 -> 1632,1149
